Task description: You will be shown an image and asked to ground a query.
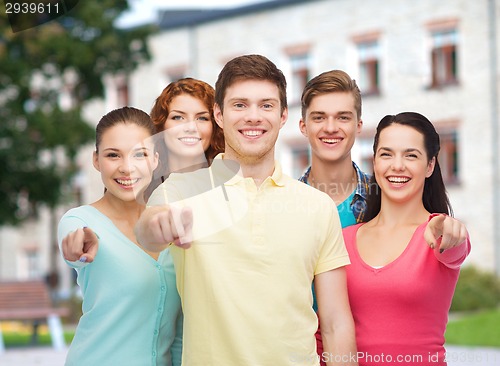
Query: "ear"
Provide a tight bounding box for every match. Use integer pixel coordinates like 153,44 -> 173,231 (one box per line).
152,151 -> 159,171
214,103 -> 224,129
356,118 -> 363,135
92,151 -> 100,172
299,118 -> 308,137
279,107 -> 288,129
426,156 -> 436,178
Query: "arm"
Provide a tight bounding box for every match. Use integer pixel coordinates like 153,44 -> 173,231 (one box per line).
135,204 -> 193,252
57,214 -> 98,267
315,267 -> 358,366
424,214 -> 471,269
137,178 -> 193,252
61,227 -> 99,263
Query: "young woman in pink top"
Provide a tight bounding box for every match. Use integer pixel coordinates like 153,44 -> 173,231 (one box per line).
343,112 -> 471,366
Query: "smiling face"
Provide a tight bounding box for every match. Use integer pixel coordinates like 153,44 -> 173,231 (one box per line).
214,79 -> 287,165
373,124 -> 435,205
93,123 -> 158,203
162,94 -> 213,166
300,92 -> 362,165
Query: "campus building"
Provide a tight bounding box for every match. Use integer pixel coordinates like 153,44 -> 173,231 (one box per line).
1,0 -> 498,288
102,0 -> 500,274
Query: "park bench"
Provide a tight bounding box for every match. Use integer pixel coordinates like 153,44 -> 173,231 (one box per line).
0,280 -> 69,353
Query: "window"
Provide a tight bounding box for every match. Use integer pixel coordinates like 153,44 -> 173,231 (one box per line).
357,41 -> 380,95
158,65 -> 187,94
167,71 -> 185,83
289,53 -> 310,105
71,170 -> 86,206
357,136 -> 375,175
25,249 -> 40,278
438,130 -> 459,184
430,29 -> 458,88
116,79 -> 129,106
291,144 -> 310,179
104,73 -> 129,108
163,65 -> 187,88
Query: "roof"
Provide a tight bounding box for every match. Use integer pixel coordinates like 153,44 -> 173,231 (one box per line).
157,0 -> 322,30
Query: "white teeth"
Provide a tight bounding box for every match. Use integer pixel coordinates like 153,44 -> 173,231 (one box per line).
388,177 -> 410,183
116,178 -> 139,186
179,137 -> 201,143
242,130 -> 263,137
321,138 -> 341,144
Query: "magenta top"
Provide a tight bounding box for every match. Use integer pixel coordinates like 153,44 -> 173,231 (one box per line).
343,220 -> 470,366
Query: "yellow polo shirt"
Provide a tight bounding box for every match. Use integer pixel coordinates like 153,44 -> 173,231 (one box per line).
148,155 -> 349,366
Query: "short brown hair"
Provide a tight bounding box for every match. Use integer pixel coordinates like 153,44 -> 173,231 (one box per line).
214,54 -> 287,114
301,70 -> 361,120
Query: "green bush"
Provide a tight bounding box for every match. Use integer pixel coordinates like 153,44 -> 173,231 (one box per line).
451,266 -> 500,311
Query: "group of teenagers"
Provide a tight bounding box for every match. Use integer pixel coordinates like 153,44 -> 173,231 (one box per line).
58,54 -> 471,366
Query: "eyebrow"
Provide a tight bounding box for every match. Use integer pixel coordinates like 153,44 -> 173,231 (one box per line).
170,109 -> 209,115
102,146 -> 151,152
309,110 -> 354,116
261,98 -> 279,103
378,147 -> 424,154
227,97 -> 279,103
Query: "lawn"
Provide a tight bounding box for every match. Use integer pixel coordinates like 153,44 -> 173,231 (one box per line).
1,322 -> 74,347
445,308 -> 500,347
2,310 -> 499,348
2,332 -> 75,347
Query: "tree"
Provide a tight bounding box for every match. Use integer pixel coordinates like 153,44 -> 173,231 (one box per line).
0,0 -> 155,225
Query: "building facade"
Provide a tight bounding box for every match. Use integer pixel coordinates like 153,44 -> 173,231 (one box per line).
2,0 -> 498,285
116,0 -> 500,272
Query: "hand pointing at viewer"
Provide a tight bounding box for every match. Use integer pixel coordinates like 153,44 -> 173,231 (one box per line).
136,205 -> 193,251
424,214 -> 468,252
61,227 -> 99,263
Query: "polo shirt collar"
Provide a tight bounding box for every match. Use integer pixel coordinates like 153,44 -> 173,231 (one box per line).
215,153 -> 285,187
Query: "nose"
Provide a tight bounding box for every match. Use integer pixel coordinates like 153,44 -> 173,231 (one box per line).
244,105 -> 262,123
324,116 -> 339,133
391,155 -> 405,171
119,156 -> 135,174
183,121 -> 198,133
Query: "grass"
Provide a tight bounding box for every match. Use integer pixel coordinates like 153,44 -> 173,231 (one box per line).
2,332 -> 75,347
1,321 -> 74,347
445,308 -> 500,347
2,310 -> 499,348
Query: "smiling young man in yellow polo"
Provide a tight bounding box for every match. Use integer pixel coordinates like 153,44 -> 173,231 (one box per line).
136,55 -> 357,366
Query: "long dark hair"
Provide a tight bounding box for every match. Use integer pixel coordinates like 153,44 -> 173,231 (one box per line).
364,112 -> 452,221
96,106 -> 155,152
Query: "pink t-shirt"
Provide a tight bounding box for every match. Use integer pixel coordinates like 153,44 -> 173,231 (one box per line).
343,221 -> 470,366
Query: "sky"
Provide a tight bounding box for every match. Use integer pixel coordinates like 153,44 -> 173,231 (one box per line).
117,0 -> 269,28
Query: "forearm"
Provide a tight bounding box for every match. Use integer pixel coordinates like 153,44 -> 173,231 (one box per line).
316,268 -> 358,366
321,320 -> 358,366
435,235 -> 471,269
